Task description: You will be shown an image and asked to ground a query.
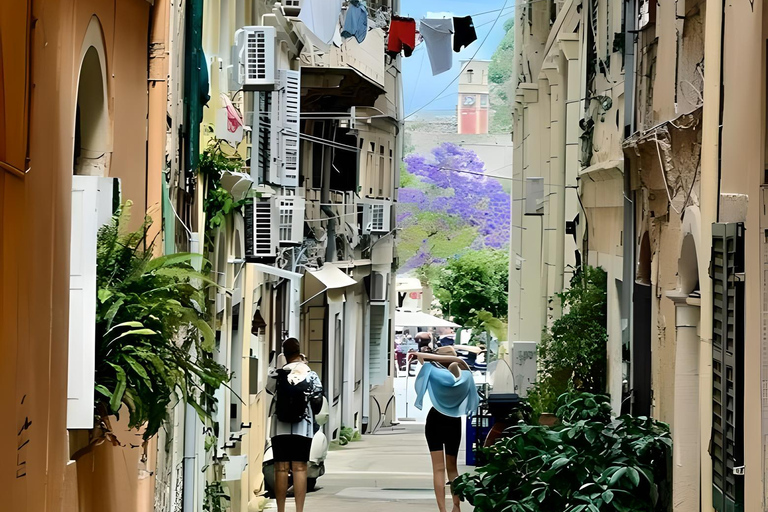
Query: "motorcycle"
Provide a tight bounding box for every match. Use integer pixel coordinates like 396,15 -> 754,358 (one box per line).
262,396 -> 330,495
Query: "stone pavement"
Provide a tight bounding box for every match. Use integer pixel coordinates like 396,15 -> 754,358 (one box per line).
267,421 -> 475,512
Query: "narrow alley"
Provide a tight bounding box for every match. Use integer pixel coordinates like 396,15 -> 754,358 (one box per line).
281,423 -> 474,512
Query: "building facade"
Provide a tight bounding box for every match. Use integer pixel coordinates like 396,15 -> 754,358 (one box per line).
511,0 -> 768,510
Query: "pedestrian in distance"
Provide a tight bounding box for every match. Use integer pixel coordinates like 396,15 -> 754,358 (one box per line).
267,338 -> 324,512
409,348 -> 480,512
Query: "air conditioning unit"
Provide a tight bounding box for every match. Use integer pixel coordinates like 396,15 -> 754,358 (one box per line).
244,195 -> 279,261
277,193 -> 305,245
235,26 -> 276,91
370,271 -> 388,303
279,0 -> 302,16
358,200 -> 392,235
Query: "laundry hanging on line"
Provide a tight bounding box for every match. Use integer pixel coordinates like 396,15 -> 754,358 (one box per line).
452,16 -> 477,52
387,15 -> 417,59
420,18 -> 453,76
341,0 -> 368,43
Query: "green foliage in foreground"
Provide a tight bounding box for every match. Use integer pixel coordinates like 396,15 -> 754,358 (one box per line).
453,392 -> 672,512
94,202 -> 228,441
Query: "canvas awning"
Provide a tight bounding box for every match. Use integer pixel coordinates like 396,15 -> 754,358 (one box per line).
395,310 -> 460,329
307,264 -> 357,289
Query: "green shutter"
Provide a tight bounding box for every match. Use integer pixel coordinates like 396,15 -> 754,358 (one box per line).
711,222 -> 745,512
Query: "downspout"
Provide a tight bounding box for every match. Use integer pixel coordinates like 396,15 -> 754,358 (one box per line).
622,0 -> 636,414
699,1 -> 724,510
321,123 -> 337,262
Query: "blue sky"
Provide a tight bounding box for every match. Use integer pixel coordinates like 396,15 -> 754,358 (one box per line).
401,0 -> 515,116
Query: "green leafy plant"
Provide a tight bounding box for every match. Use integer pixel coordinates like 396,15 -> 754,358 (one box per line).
533,266 -> 608,415
203,481 -> 231,512
93,201 -> 229,442
453,391 -> 672,512
197,140 -> 248,234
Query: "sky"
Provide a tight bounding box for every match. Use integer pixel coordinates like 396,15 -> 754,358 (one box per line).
400,0 -> 515,117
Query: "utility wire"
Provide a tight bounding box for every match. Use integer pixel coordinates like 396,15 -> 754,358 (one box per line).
404,0 -> 510,120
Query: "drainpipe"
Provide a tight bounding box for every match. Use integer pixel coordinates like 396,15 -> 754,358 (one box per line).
622,0 -> 636,414
699,1 -> 724,510
321,124 -> 337,262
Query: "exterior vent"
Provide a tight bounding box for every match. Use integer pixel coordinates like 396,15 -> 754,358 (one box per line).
264,70 -> 301,187
244,196 -> 278,260
236,26 -> 276,91
277,194 -> 305,245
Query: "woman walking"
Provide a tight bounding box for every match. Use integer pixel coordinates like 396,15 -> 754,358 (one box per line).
410,350 -> 479,512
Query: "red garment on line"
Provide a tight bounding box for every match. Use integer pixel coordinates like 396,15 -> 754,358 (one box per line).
387,16 -> 416,58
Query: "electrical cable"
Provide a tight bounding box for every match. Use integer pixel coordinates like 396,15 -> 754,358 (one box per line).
404,0 -> 509,120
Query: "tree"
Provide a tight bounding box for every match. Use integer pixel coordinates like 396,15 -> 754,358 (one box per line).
397,143 -> 511,271
489,17 -> 515,134
432,249 -> 509,325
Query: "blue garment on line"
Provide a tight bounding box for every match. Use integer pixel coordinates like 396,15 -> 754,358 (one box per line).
341,0 -> 368,43
414,363 -> 479,417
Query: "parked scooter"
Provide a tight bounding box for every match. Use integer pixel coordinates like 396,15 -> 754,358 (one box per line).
262,396 -> 330,495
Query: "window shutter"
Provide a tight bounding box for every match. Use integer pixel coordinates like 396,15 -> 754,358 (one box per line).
368,304 -> 389,386
276,69 -> 300,187
244,195 -> 278,260
68,176 -> 117,429
711,222 -> 745,512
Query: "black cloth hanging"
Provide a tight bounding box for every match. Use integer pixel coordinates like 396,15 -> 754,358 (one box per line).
452,16 -> 477,52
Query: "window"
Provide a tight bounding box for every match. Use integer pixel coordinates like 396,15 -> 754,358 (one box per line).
480,95 -> 488,107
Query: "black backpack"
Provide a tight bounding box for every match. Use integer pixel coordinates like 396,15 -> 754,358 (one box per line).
274,367 -> 313,423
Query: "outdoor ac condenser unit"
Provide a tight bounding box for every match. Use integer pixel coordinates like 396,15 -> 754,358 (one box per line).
277,193 -> 305,245
358,200 -> 392,235
235,26 -> 276,91
244,195 -> 279,261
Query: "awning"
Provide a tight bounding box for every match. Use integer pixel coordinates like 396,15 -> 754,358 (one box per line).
307,264 -> 357,289
395,310 -> 460,329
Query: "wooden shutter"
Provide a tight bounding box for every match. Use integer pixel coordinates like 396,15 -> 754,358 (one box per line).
711,222 -> 745,512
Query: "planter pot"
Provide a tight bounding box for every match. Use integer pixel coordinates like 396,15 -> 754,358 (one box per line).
538,413 -> 558,427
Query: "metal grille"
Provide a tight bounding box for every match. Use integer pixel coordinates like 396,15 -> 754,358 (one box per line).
371,204 -> 385,231
711,222 -> 745,512
278,197 -> 294,242
246,30 -> 268,81
278,70 -> 300,186
256,91 -> 272,184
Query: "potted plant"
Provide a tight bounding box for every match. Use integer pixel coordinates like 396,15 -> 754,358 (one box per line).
73,201 -> 229,459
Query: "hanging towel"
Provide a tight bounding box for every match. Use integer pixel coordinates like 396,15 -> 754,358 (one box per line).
414,363 -> 479,417
341,0 -> 368,43
299,0 -> 344,45
420,18 -> 453,76
387,16 -> 417,58
452,16 -> 477,52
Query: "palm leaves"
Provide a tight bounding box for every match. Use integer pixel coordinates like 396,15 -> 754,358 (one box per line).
94,201 -> 228,441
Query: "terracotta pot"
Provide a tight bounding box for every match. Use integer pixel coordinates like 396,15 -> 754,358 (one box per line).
538,413 -> 558,427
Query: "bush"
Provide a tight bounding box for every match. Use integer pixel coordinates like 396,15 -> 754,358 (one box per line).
453,392 -> 672,512
532,266 -> 608,415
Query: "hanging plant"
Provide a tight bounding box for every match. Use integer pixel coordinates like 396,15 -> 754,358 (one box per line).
197,140 -> 249,245
203,481 -> 231,512
90,201 -> 229,447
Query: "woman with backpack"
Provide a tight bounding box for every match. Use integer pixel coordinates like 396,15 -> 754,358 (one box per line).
266,338 -> 324,512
